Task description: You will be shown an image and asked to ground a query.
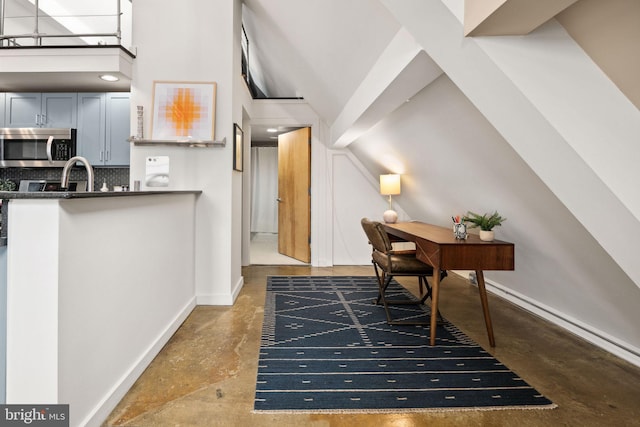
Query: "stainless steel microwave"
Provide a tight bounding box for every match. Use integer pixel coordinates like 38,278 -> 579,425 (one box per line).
0,128 -> 77,167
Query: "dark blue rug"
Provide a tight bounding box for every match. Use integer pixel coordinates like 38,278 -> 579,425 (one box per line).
253,276 -> 556,413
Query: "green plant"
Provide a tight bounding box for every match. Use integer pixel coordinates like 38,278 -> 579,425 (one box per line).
463,211 -> 506,231
0,179 -> 16,191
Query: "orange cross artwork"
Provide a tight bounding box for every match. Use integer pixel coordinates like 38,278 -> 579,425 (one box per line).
161,88 -> 203,136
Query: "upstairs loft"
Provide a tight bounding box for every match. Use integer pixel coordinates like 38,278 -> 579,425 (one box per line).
0,0 -> 133,92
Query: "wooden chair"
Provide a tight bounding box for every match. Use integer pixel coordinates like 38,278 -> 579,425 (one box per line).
361,217 -> 447,325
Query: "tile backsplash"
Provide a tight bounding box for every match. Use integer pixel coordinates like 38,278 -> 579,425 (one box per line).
0,167 -> 130,191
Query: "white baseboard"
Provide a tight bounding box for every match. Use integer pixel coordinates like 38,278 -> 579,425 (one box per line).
83,297 -> 197,427
196,276 -> 244,306
450,271 -> 640,368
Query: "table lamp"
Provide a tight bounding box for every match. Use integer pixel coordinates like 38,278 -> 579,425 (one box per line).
380,174 -> 401,223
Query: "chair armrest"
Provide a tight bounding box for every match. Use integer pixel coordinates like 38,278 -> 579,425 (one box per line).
389,249 -> 417,256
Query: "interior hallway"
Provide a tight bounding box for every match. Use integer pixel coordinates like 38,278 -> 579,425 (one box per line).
249,232 -> 307,265
104,266 -> 640,426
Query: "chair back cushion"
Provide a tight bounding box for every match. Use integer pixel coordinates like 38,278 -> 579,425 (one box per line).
361,218 -> 393,253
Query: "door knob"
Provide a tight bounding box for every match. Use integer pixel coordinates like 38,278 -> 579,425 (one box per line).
276,198 -> 282,202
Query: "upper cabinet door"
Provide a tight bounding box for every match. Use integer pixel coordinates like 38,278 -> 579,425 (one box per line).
0,93 -> 5,127
4,93 -> 77,128
77,93 -> 107,165
76,92 -> 131,166
41,93 -> 77,128
105,93 -> 131,166
4,93 -> 42,127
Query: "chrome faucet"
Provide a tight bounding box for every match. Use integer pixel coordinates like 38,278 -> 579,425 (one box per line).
61,156 -> 94,192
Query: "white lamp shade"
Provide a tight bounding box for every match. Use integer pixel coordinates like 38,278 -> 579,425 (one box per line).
380,174 -> 401,195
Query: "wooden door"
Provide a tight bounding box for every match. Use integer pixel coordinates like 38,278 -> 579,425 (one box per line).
278,127 -> 311,263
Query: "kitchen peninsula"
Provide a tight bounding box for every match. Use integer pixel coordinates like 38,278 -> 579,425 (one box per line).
1,190 -> 200,426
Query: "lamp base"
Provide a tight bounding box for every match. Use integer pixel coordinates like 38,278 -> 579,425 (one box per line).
383,209 -> 398,223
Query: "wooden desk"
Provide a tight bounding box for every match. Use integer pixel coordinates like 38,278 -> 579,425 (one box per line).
383,221 -> 514,346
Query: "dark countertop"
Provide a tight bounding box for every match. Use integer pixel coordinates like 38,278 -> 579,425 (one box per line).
0,190 -> 202,200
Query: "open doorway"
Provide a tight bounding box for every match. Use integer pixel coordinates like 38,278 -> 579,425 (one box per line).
249,126 -> 310,265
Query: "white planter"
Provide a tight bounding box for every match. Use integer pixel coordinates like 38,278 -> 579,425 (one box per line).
479,230 -> 495,241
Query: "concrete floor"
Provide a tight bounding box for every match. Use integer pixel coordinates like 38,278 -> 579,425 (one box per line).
104,266 -> 640,426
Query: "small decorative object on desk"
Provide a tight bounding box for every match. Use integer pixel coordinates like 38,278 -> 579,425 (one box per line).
452,215 -> 467,239
463,210 -> 506,242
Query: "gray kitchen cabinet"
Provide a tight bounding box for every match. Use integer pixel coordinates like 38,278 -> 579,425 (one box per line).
77,93 -> 130,166
0,93 -> 4,127
105,93 -> 131,165
77,93 -> 106,165
4,93 -> 77,128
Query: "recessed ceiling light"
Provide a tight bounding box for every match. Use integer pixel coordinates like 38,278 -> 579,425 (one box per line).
99,74 -> 119,82
267,128 -> 278,133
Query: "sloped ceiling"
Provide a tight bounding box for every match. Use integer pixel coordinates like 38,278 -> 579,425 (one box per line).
241,0 -> 639,134
241,0 -> 400,124
464,0 -> 579,36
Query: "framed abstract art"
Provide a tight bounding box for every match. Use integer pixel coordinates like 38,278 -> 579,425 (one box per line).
151,81 -> 217,141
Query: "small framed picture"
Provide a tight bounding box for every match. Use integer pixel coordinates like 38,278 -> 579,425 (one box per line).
234,123 -> 244,171
151,81 -> 217,141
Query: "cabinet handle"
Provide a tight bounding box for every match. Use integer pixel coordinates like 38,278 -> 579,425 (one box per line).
41,114 -> 46,125
100,151 -> 104,161
46,136 -> 54,163
106,150 -> 110,161
35,114 -> 40,126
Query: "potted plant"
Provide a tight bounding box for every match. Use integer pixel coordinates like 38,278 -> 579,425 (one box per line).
0,179 -> 16,192
463,211 -> 506,241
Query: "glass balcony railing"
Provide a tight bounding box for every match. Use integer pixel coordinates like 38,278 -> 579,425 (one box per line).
0,0 -> 132,49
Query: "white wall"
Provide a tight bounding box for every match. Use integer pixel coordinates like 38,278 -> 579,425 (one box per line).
330,150 -> 410,265
5,195 -> 197,426
348,74 -> 640,364
0,246 -> 6,404
231,0 -> 246,286
129,0 -> 244,304
57,195 -> 196,426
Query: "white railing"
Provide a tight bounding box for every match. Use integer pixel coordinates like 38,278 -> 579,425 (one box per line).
0,0 -> 132,49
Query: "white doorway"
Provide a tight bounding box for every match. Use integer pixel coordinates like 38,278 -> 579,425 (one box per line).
249,129 -> 308,265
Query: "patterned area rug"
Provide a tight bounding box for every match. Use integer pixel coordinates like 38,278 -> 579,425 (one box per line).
254,276 -> 555,413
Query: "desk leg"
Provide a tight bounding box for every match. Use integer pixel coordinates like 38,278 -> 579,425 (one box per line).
476,270 -> 496,347
430,269 -> 440,346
